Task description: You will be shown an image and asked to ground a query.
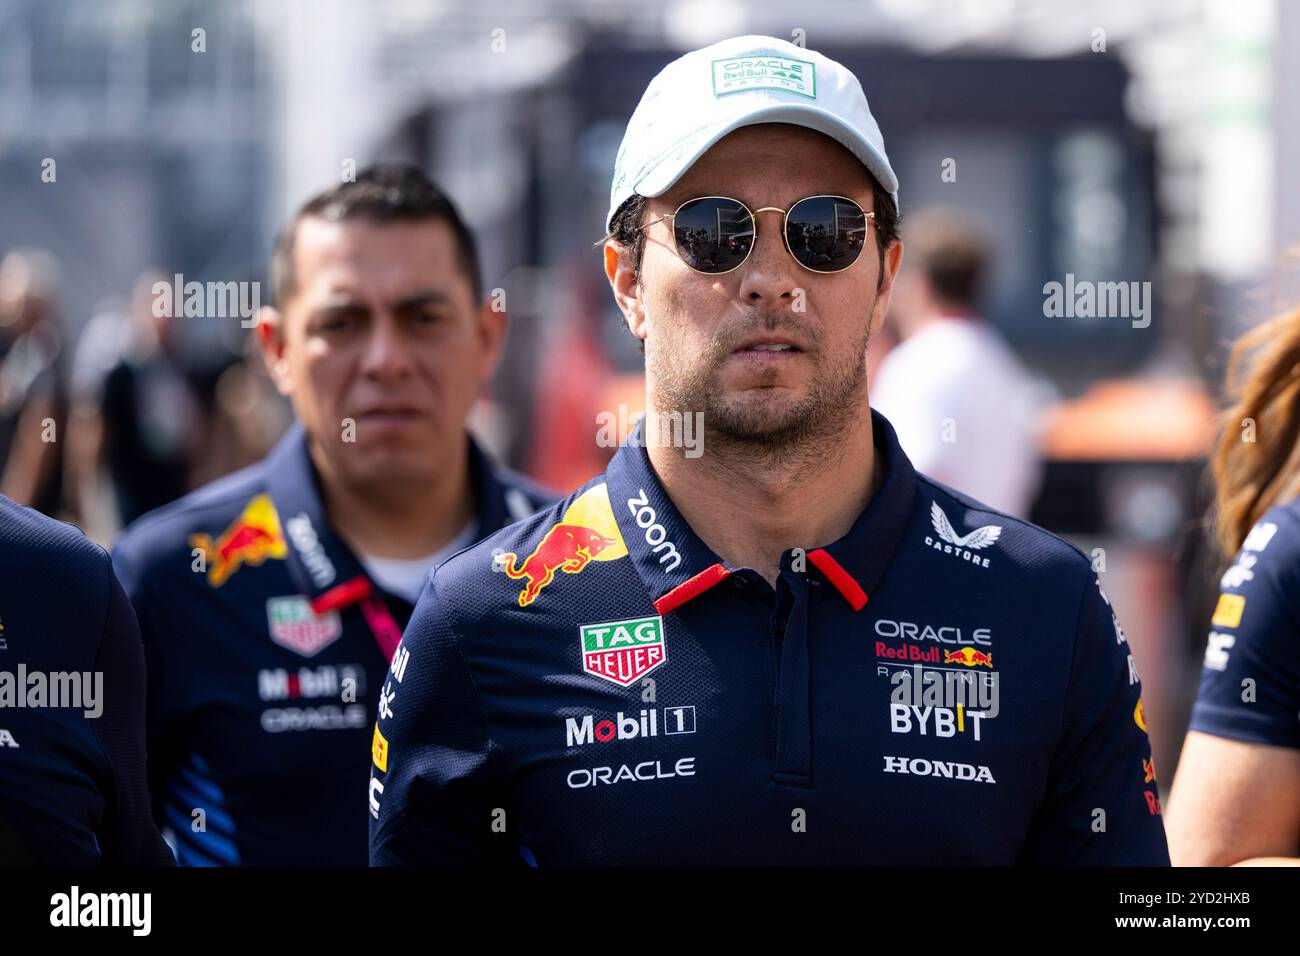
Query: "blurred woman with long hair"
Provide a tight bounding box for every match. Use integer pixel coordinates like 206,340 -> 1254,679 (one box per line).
1167,306 -> 1300,865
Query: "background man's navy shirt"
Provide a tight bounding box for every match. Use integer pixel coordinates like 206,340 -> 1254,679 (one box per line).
0,495 -> 172,866
371,411 -> 1170,865
112,424 -> 554,865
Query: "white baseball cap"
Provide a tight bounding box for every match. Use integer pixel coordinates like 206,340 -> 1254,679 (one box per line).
606,35 -> 899,233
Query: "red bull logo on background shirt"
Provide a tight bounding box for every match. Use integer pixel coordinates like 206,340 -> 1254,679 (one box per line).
189,494 -> 288,587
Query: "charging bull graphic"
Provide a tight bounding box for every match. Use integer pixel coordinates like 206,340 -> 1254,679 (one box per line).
190,494 -> 288,588
944,647 -> 993,667
497,484 -> 629,607
500,524 -> 617,607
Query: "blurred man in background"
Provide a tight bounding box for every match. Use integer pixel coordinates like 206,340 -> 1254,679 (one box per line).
872,209 -> 1045,517
112,165 -> 554,865
0,250 -> 67,517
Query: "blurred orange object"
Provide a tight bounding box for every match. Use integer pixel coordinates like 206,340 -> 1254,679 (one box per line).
1043,379 -> 1217,462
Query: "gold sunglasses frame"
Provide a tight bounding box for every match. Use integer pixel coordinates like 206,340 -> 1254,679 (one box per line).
640,194 -> 875,275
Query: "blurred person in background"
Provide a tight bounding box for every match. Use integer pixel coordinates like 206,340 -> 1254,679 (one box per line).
871,209 -> 1044,517
1167,305 -> 1300,866
111,165 -> 555,865
66,271 -> 206,530
208,325 -> 295,474
65,296 -> 128,535
0,249 -> 67,517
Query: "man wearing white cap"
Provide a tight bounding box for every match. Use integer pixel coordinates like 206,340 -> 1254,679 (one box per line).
371,36 -> 1169,865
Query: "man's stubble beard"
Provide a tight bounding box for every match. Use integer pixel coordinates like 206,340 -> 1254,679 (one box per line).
647,305 -> 874,472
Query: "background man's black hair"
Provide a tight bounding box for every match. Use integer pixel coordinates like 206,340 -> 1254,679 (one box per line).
270,163 -> 483,307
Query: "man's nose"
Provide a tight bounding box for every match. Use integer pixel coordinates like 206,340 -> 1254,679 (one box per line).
359,314 -> 415,380
736,208 -> 801,306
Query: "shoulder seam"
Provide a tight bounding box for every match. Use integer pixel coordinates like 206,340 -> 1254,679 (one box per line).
1049,562 -> 1100,774
915,473 -> 1089,564
87,545 -> 121,862
117,475 -> 268,542
428,569 -> 509,776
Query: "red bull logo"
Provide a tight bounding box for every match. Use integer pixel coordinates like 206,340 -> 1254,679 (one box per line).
1142,756 -> 1157,784
943,647 -> 993,668
500,524 -> 618,607
1134,698 -> 1148,733
497,484 -> 628,607
190,494 -> 288,587
876,642 -> 941,664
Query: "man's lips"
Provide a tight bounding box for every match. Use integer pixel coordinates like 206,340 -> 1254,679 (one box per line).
353,407 -> 426,426
729,336 -> 805,359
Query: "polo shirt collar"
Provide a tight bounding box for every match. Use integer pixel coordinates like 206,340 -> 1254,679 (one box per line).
265,423 -> 512,614
602,408 -> 917,614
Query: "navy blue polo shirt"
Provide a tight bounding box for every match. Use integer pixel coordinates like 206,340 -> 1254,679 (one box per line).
1189,500 -> 1300,748
0,495 -> 173,866
370,410 -> 1170,865
112,424 -> 554,865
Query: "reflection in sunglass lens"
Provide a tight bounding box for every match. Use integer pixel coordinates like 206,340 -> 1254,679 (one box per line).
671,198 -> 754,274
785,196 -> 867,273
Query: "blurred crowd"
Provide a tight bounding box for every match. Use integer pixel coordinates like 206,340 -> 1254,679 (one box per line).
0,250 -> 292,543
1,205 -> 1054,539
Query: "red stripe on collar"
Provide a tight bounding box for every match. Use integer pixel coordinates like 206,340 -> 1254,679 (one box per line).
311,575 -> 372,614
653,563 -> 732,616
807,548 -> 869,611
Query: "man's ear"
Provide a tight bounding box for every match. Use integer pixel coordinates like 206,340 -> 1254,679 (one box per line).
476,294 -> 508,381
256,305 -> 293,397
604,240 -> 647,342
868,239 -> 904,339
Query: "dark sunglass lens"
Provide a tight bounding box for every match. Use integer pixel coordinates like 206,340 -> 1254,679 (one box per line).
786,196 -> 867,273
671,198 -> 753,273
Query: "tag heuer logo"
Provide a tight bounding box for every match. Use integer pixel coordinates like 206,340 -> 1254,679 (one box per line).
266,596 -> 343,657
580,616 -> 666,686
711,56 -> 816,99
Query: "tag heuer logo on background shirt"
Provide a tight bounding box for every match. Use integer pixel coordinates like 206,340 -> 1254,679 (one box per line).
711,56 -> 816,98
580,616 -> 667,686
266,596 -> 343,657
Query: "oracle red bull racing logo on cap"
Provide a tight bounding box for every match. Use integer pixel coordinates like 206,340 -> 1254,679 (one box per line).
580,616 -> 666,686
497,483 -> 628,607
711,55 -> 816,98
190,494 -> 288,587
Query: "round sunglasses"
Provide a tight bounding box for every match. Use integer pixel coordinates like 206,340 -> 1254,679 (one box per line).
641,194 -> 875,275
